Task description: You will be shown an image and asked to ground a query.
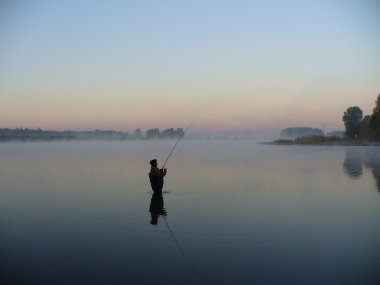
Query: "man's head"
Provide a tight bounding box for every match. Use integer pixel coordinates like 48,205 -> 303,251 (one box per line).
150,159 -> 157,167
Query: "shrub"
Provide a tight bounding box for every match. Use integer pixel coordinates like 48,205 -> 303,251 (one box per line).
294,135 -> 342,144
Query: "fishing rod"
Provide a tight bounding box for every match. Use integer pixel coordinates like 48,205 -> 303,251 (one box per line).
161,122 -> 193,169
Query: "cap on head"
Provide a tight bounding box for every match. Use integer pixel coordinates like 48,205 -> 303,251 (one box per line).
150,159 -> 157,166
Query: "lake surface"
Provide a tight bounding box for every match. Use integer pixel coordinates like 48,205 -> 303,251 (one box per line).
1,140 -> 379,285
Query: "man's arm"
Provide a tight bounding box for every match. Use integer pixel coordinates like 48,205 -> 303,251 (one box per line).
151,167 -> 167,178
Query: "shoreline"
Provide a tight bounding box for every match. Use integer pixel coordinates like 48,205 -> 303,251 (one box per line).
261,140 -> 380,146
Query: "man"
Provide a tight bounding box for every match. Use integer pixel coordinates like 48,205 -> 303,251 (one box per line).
149,159 -> 167,193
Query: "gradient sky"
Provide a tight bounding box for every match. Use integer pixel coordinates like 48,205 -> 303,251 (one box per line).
1,0 -> 379,134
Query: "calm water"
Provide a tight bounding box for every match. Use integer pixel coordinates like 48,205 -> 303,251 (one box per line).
0,140 -> 379,285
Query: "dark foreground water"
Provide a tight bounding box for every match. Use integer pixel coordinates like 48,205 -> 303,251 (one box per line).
0,140 -> 379,285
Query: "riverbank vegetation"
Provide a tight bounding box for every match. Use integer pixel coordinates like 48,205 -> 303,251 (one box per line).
268,136 -> 380,146
268,94 -> 380,145
342,94 -> 380,140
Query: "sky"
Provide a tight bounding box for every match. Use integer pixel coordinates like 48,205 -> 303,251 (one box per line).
1,0 -> 379,135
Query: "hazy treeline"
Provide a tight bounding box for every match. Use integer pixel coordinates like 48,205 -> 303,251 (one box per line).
280,127 -> 324,139
0,127 -> 185,141
132,128 -> 185,139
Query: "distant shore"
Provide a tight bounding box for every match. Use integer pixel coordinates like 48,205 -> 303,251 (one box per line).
261,137 -> 380,146
0,127 -> 185,142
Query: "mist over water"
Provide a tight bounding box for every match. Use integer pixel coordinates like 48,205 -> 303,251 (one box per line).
0,140 -> 379,285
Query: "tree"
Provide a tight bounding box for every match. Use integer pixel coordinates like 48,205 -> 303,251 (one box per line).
373,94 -> 380,113
134,128 -> 143,138
161,128 -> 175,138
358,115 -> 374,139
342,106 -> 363,138
175,128 -> 184,137
146,128 -> 160,138
370,94 -> 380,137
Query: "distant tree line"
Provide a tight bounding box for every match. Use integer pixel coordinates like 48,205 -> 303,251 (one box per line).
145,128 -> 185,139
0,128 -> 129,141
0,127 -> 186,141
342,94 -> 380,140
280,127 -> 324,139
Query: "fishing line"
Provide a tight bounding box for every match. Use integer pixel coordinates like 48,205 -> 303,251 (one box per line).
163,216 -> 189,262
161,122 -> 193,169
159,123 -> 193,262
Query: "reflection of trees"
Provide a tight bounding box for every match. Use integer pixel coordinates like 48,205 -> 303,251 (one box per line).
364,155 -> 380,192
343,148 -> 380,193
343,152 -> 363,179
372,168 -> 380,192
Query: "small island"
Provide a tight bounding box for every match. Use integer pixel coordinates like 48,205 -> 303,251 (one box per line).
264,136 -> 380,146
265,94 -> 380,146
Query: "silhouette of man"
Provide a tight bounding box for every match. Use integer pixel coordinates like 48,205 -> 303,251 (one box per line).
149,193 -> 167,225
149,159 -> 167,194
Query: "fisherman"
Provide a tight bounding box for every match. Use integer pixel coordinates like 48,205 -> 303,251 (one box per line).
149,159 -> 167,193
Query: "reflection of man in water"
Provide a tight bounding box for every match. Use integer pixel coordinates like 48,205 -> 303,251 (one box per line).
149,159 -> 167,194
149,193 -> 167,225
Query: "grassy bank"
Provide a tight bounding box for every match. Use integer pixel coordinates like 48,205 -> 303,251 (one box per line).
263,135 -> 380,146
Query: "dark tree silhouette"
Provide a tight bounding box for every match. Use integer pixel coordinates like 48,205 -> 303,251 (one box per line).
370,94 -> 380,138
342,106 -> 363,138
